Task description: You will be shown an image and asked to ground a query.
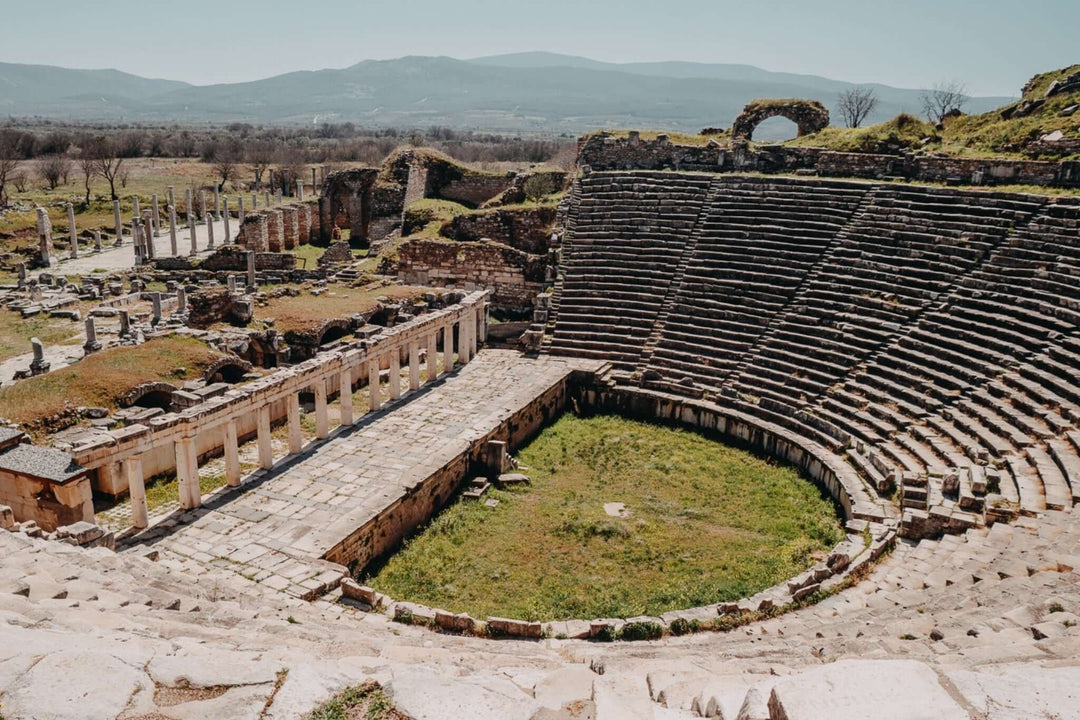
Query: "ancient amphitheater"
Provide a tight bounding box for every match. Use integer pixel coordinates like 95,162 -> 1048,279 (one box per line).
2,132 -> 1080,718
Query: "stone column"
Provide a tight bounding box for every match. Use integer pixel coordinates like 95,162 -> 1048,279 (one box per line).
426,331 -> 438,382
246,251 -> 256,288
252,193 -> 258,209
36,207 -> 54,266
16,262 -> 26,287
168,205 -> 178,256
83,317 -> 101,354
167,185 -> 175,210
185,188 -> 194,227
264,191 -> 271,208
142,212 -> 155,260
287,393 -> 303,455
199,191 -> 206,220
468,309 -> 478,358
443,322 -> 455,372
389,350 -> 402,401
223,198 -> 231,243
175,437 -> 201,510
206,212 -> 215,249
408,341 -> 420,391
151,292 -> 162,326
314,379 -> 329,439
29,337 -> 49,375
118,310 -> 131,338
224,420 -> 241,487
460,317 -> 472,364
151,194 -> 160,235
132,215 -> 144,264
213,186 -> 221,217
132,195 -> 140,218
227,275 -> 237,294
297,181 -> 304,202
257,405 -> 273,469
238,195 -> 245,224
113,199 -> 123,245
368,359 -> 381,412
66,203 -> 78,258
339,368 -> 354,426
176,286 -> 187,314
94,230 -> 102,252
189,209 -> 198,255
124,457 -> 148,530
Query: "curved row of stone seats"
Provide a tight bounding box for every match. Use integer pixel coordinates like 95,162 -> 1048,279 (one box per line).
648,177 -> 869,388
725,185 -> 1044,408
549,171 -> 1080,537
548,171 -> 713,369
806,198 -> 1080,529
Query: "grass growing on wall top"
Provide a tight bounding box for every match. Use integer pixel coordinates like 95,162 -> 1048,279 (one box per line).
363,413 -> 843,622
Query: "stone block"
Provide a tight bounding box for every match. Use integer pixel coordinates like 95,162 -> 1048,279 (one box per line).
488,616 -> 542,638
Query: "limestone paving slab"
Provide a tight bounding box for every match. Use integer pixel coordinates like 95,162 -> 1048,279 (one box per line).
121,350 -> 601,593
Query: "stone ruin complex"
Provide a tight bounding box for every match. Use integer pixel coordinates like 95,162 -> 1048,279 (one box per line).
0,124 -> 1079,719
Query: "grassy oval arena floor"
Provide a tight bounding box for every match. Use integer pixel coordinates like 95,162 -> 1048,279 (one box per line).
364,413 -> 845,621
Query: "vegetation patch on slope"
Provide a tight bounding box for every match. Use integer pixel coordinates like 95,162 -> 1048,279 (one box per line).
0,335 -> 226,430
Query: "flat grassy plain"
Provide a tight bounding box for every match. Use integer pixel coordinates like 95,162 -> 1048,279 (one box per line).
364,413 -> 843,621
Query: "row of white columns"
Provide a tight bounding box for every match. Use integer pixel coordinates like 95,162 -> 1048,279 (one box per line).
121,305 -> 486,530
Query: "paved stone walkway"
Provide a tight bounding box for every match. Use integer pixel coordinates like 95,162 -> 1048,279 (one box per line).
121,350 -> 601,598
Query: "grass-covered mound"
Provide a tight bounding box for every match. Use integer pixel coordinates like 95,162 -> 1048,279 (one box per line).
364,414 -> 843,621
0,335 -> 226,431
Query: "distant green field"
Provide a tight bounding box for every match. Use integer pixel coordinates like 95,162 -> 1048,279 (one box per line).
364,413 -> 843,621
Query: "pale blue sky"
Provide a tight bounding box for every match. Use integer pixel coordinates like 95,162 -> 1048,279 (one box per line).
1,0 -> 1074,95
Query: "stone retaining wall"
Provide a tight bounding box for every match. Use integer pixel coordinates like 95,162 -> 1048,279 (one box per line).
578,133 -> 1080,187
395,239 -> 546,311
325,359 -> 573,571
441,206 -> 557,254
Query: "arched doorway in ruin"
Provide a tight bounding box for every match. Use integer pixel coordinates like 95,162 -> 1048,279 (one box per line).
731,99 -> 830,141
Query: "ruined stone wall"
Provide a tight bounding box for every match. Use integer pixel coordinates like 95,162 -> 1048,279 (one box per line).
437,175 -> 516,207
282,207 -> 299,250
577,133 -> 1079,187
395,239 -> 546,310
0,469 -> 93,532
266,210 -> 284,252
236,214 -> 269,252
441,206 -> 557,254
199,246 -> 296,272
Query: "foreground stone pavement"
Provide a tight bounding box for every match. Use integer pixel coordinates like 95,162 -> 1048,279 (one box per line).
2,481 -> 1078,718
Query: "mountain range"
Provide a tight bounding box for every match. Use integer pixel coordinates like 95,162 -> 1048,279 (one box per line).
0,53 -> 1015,139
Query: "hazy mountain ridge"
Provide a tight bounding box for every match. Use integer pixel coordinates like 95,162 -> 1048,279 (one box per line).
0,54 -> 1015,138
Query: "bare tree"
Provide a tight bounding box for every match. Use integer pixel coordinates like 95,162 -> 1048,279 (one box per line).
275,147 -> 305,196
91,136 -> 125,201
38,154 -> 73,190
78,151 -> 98,206
246,140 -> 275,188
921,81 -> 969,124
0,130 -> 20,206
210,141 -> 243,191
837,87 -> 879,129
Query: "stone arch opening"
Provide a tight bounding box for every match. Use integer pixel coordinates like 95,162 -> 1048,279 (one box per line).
120,381 -> 178,411
202,357 -> 253,384
731,99 -> 830,141
317,319 -> 353,348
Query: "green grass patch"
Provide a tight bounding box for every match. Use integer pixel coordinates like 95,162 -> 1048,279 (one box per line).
364,414 -> 843,621
305,681 -> 404,720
